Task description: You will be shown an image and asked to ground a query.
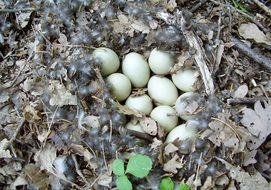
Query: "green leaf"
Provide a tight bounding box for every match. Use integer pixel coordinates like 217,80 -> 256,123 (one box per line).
160,177 -> 174,190
179,183 -> 190,190
126,154 -> 152,178
116,175 -> 132,190
112,159 -> 125,176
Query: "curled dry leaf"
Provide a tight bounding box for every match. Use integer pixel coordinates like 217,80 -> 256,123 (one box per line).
150,137 -> 163,152
48,80 -> 77,107
116,102 -> 144,117
241,101 -> 271,149
163,154 -> 184,174
139,117 -> 157,136
164,143 -> 178,155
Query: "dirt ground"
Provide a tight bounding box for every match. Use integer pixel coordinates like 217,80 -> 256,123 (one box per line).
0,0 -> 271,190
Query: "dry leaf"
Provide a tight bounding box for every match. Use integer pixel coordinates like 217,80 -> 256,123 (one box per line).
48,80 -> 77,107
163,155 -> 184,173
217,158 -> 269,190
241,101 -> 271,149
0,139 -> 12,158
116,102 -> 143,117
17,12 -> 32,28
98,172 -> 112,187
34,143 -> 56,173
131,20 -> 150,33
23,164 -> 50,190
243,150 -> 257,166
233,84 -> 248,98
150,138 -> 163,151
238,23 -> 271,46
139,117 -> 157,136
164,143 -> 178,155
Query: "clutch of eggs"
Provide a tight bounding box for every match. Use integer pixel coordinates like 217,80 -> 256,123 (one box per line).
93,47 -> 200,141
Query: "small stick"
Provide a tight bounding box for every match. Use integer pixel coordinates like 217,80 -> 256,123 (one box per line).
227,97 -> 269,105
231,36 -> 271,71
0,8 -> 38,13
251,0 -> 271,17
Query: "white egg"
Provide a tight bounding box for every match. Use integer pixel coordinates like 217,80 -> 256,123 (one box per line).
147,75 -> 178,106
148,48 -> 174,75
126,121 -> 145,133
106,73 -> 131,101
172,69 -> 199,92
175,92 -> 196,121
93,47 -> 120,76
122,52 -> 150,87
166,123 -> 197,143
150,105 -> 178,132
125,94 -> 153,115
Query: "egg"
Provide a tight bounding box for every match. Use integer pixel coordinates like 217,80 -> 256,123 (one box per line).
150,105 -> 178,132
126,121 -> 145,133
122,52 -> 150,87
172,69 -> 199,92
166,123 -> 197,143
106,73 -> 131,101
147,75 -> 178,106
93,47 -> 120,76
125,94 -> 153,114
175,92 -> 197,121
148,48 -> 174,75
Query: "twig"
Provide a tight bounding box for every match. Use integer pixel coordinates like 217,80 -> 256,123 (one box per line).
252,0 -> 271,17
227,97 -> 269,105
231,36 -> 271,71
0,8 -> 38,13
210,0 -> 268,33
190,0 -> 208,13
157,10 -> 215,95
72,154 -> 90,187
211,117 -> 241,140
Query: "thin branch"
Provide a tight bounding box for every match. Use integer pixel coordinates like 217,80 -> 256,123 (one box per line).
231,36 -> 271,71
252,0 -> 271,17
227,97 -> 269,105
157,10 -> 215,95
0,8 -> 38,13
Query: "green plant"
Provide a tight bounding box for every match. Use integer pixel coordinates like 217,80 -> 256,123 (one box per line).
112,154 -> 153,190
159,177 -> 190,190
231,0 -> 249,13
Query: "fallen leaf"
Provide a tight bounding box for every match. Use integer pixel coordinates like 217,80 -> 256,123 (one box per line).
216,158 -> 270,190
98,172 -> 112,187
164,143 -> 178,155
139,117 -> 157,136
34,143 -> 56,173
150,138 -> 163,151
0,139 -> 12,158
238,23 -> 271,46
243,150 -> 257,166
163,155 -> 184,174
116,102 -> 143,117
241,101 -> 271,149
48,80 -> 77,107
23,164 -> 50,190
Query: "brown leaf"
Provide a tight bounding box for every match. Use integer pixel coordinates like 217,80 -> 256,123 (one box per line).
164,143 -> 178,155
163,155 -> 184,174
23,164 -> 50,190
139,117 -> 157,136
116,102 -> 144,117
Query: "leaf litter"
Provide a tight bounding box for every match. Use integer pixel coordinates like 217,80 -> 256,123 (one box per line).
0,0 -> 271,189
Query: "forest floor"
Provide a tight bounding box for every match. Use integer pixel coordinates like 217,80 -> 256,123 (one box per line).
0,0 -> 271,190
